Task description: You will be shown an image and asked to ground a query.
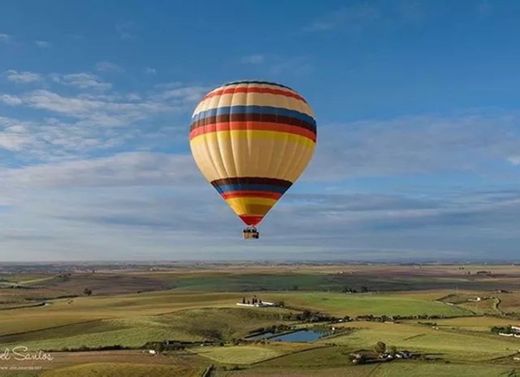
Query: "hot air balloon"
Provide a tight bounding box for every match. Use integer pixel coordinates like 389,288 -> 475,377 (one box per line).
189,80 -> 317,239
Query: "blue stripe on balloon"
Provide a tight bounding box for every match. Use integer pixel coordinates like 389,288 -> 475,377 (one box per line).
214,183 -> 289,194
192,105 -> 316,126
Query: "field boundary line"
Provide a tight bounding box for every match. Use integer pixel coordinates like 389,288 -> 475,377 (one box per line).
250,344 -> 331,365
0,318 -> 104,340
403,333 -> 426,341
0,301 -> 47,311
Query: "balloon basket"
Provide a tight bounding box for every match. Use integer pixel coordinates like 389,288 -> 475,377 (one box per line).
243,227 -> 259,239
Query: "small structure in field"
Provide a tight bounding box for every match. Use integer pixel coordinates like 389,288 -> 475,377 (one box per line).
236,296 -> 277,307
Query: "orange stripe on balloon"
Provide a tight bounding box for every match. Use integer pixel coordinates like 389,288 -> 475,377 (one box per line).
189,122 -> 316,142
221,191 -> 282,200
205,86 -> 307,103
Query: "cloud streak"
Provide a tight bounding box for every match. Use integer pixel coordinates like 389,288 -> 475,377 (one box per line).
0,33 -> 11,43
305,3 -> 381,32
51,73 -> 112,91
309,112 -> 520,180
5,70 -> 42,83
0,152 -> 198,189
35,40 -> 51,48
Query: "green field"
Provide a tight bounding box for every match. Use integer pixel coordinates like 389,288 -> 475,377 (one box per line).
40,362 -> 200,377
191,343 -> 313,364
268,291 -> 471,317
327,320 -> 518,360
0,307 -> 295,350
223,363 -> 520,377
1,263 -> 520,376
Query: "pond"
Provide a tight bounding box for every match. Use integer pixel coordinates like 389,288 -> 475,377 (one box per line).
247,329 -> 327,342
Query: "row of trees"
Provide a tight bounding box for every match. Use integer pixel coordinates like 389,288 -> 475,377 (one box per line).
241,296 -> 263,305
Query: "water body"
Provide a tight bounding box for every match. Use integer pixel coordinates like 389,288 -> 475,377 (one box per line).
248,329 -> 326,342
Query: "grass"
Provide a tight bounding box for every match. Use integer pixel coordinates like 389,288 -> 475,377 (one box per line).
220,347 -> 520,376
497,292 -> 520,313
217,363 -> 520,377
0,290 -> 239,337
369,362 -> 520,377
192,343 -> 312,364
40,362 -> 200,377
0,288 -> 470,350
220,366 -> 376,376
168,273 -> 339,292
149,265 -> 520,293
1,307 -> 294,350
409,315 -> 517,332
327,321 -> 519,360
267,292 -> 472,317
258,345 -> 350,368
2,265 -> 520,376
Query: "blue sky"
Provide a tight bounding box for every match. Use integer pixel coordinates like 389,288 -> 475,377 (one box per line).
0,0 -> 519,261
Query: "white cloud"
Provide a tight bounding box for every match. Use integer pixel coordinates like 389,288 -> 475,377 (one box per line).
13,85 -> 204,127
145,67 -> 157,75
35,40 -> 51,48
152,86 -> 206,103
308,113 -> 520,180
1,169 -> 519,260
5,70 -> 42,83
238,54 -> 312,76
508,156 -> 520,166
306,4 -> 380,32
52,72 -> 112,91
0,129 -> 32,151
0,78 -> 206,162
0,94 -> 23,106
96,61 -> 123,73
0,116 -> 127,161
0,152 -> 198,189
0,33 -> 11,43
24,89 -> 102,115
116,21 -> 135,40
269,56 -> 313,76
241,54 -> 265,64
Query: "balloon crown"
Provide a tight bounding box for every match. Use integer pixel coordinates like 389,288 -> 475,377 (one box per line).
222,80 -> 294,90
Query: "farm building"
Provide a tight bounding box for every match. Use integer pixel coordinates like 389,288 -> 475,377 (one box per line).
236,296 -> 277,307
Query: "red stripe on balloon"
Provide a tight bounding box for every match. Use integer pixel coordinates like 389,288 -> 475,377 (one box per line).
189,122 -> 316,142
205,86 -> 307,103
239,215 -> 264,226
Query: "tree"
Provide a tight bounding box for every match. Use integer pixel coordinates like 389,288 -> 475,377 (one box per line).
83,288 -> 92,296
388,345 -> 397,357
374,341 -> 386,354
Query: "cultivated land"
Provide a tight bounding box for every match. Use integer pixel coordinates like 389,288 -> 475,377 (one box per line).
1,263 -> 520,376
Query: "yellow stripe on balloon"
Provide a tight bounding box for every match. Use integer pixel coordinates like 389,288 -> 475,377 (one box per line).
190,134 -> 315,182
190,130 -> 315,149
225,197 -> 278,216
194,92 -> 314,118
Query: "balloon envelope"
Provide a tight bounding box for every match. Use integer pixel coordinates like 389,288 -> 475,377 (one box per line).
189,80 -> 317,227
